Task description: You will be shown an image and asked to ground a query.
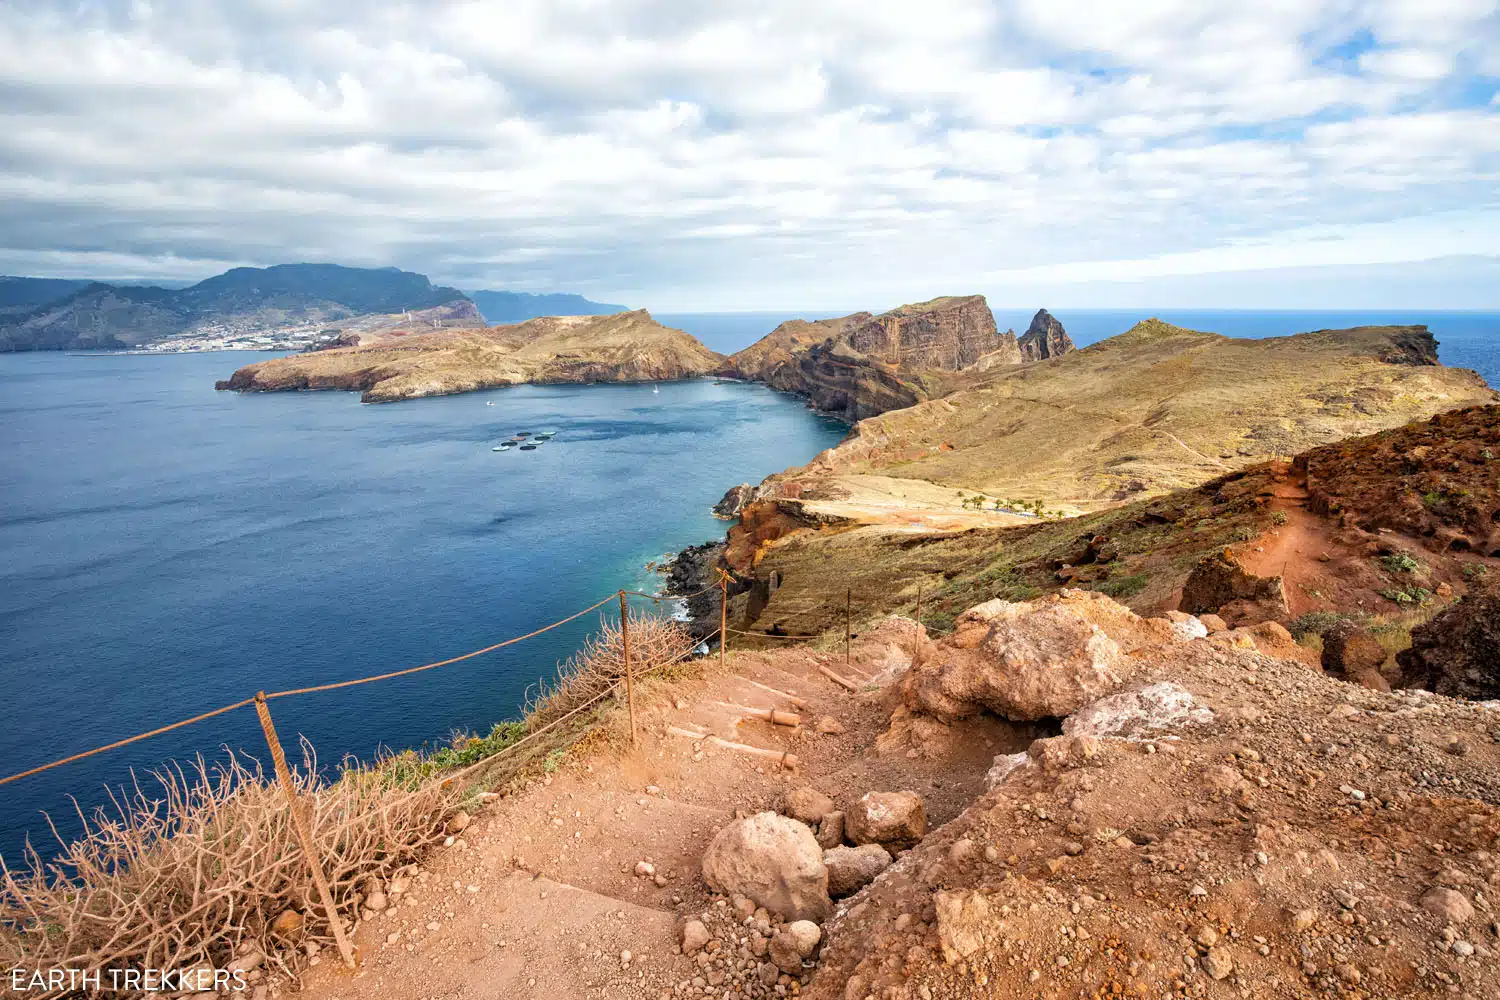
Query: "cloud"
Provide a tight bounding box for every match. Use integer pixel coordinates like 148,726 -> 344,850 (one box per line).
0,0 -> 1496,309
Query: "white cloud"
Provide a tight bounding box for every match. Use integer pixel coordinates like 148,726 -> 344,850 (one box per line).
0,0 -> 1495,308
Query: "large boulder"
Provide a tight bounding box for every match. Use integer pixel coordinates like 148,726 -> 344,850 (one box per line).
824,844 -> 892,897
784,786 -> 836,825
846,791 -> 926,851
1397,590 -> 1500,699
1180,547 -> 1289,626
701,812 -> 832,922
902,598 -> 1133,721
1321,620 -> 1392,690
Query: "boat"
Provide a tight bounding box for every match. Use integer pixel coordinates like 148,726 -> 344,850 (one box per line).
534,431 -> 556,440
515,431 -> 531,438
485,401 -> 494,406
519,443 -> 538,451
493,442 -> 514,451
652,384 -> 660,394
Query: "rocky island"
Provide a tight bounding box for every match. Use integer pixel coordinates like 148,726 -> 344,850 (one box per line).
215,309 -> 726,402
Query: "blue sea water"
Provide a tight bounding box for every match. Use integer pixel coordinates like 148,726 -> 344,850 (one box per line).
0,354 -> 846,860
0,308 -> 1496,862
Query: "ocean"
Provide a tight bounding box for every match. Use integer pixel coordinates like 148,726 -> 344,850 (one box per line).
1,308 -> 1496,861
0,355 -> 846,860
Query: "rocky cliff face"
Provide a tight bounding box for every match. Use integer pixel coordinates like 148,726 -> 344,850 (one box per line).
728,296 -> 1054,422
216,310 -> 725,402
1017,308 -> 1074,361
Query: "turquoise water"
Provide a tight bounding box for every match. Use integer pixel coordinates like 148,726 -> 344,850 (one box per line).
0,353 -> 846,858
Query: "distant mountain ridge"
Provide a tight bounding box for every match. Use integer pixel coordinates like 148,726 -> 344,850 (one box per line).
466,290 -> 627,324
0,263 -> 475,351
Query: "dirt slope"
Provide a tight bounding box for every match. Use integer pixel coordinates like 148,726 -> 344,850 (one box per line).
290,593 -> 1500,1000
215,310 -> 725,402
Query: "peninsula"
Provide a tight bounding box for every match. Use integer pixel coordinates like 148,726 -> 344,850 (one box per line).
215,309 -> 726,402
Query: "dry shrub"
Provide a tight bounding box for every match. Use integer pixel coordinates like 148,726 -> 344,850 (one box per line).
527,610 -> 697,729
0,742 -> 460,990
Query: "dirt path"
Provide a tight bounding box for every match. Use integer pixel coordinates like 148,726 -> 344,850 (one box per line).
296,632 -> 1038,1000
1237,462 -> 1334,618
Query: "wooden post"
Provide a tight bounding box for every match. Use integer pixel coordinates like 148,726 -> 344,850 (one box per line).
719,570 -> 728,668
619,591 -> 637,748
253,692 -> 356,970
914,581 -> 923,649
844,587 -> 852,667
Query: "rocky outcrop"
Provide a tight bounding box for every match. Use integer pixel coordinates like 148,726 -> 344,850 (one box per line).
217,310 -> 725,403
714,484 -> 758,520
1017,308 -> 1074,361
1320,620 -> 1392,691
1397,589 -> 1500,699
662,540 -> 726,640
700,812 -> 832,922
1179,548 -> 1289,625
902,597 -> 1134,722
845,792 -> 927,852
726,295 -> 1026,421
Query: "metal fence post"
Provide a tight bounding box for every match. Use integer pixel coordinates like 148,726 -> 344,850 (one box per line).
914,581 -> 923,647
719,570 -> 728,667
619,591 -> 637,747
253,692 -> 356,970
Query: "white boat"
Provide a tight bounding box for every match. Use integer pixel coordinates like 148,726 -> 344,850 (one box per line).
486,401 -> 494,406
652,384 -> 660,394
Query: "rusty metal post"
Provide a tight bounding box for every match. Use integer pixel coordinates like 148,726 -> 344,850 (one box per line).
619,591 -> 637,747
253,692 -> 356,970
844,587 -> 852,666
719,570 -> 728,668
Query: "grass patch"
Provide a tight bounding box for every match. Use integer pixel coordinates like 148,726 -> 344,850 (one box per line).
1097,573 -> 1150,598
1379,551 -> 1423,575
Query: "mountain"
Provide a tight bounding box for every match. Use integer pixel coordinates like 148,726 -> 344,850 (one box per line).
0,276 -> 94,317
1016,307 -> 1073,360
726,295 -> 1072,421
216,310 -> 726,402
467,290 -> 627,324
0,264 -> 472,351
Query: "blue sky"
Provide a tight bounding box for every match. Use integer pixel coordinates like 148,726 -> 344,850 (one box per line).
0,0 -> 1497,309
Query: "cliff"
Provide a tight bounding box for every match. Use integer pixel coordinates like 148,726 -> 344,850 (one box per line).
726,296 -> 1067,421
215,310 -> 726,402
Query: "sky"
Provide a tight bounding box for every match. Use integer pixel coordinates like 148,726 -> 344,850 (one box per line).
1,0 -> 1498,310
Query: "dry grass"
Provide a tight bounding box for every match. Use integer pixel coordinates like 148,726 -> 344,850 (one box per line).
526,611 -> 698,729
0,611 -> 702,993
0,744 -> 459,988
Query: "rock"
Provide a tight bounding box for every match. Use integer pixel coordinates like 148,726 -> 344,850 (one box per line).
364,890 -> 387,913
784,920 -> 822,957
700,812 -> 832,922
1062,681 -> 1214,739
1194,925 -> 1219,947
816,811 -> 845,850
446,810 -> 471,834
816,715 -> 846,735
768,930 -> 805,974
1199,613 -> 1228,633
388,875 -> 411,895
680,919 -> 711,955
846,791 -> 927,851
635,861 -> 655,877
714,483 -> 757,519
1200,946 -> 1234,980
1017,308 -> 1075,362
935,890 -> 992,964
270,909 -> 303,939
1289,908 -> 1318,931
1321,621 -> 1391,689
228,949 -> 265,974
902,598 -> 1134,721
1420,886 -> 1475,924
1398,590 -> 1500,699
1180,548 -> 1289,626
1165,610 -> 1208,641
824,844 -> 892,897
784,786 -> 837,825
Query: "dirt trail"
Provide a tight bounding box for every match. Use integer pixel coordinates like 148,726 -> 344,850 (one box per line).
297,632 -> 1038,1000
1236,462 -> 1335,618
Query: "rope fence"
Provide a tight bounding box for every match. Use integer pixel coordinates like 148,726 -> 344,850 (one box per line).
1,563 -> 937,980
